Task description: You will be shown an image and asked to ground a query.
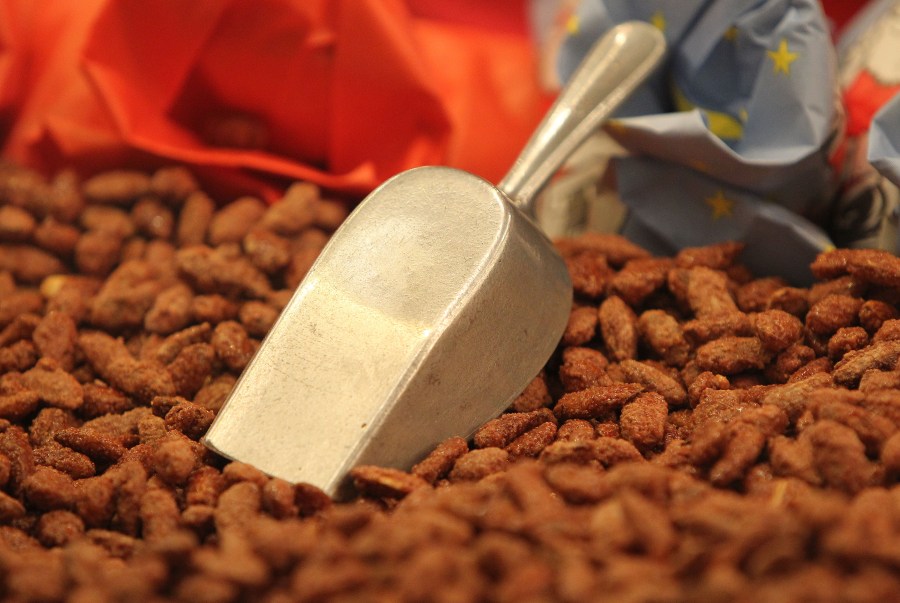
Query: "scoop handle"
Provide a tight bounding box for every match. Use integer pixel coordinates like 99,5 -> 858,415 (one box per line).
499,20 -> 665,216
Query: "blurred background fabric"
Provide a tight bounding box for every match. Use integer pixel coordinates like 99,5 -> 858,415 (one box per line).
540,0 -> 841,283
829,0 -> 900,254
0,0 -> 551,200
871,95 -> 900,187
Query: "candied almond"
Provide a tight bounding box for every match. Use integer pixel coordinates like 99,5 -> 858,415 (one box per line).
736,277 -> 787,312
285,246 -> 321,289
0,205 -> 36,241
505,422 -> 558,458
152,437 -> 199,486
556,419 -> 596,443
0,244 -> 66,284
802,420 -> 875,494
32,311 -> 78,371
811,248 -> 900,287
350,466 -> 429,499
177,191 -> 215,246
638,310 -> 690,367
78,331 -> 175,402
83,170 -> 151,204
448,448 -> 510,482
683,311 -> 753,345
554,232 -> 650,267
222,461 -> 269,488
144,283 -> 193,335
411,437 -> 469,484
808,275 -> 866,305
214,481 -> 262,533
554,383 -> 643,420
243,228 -> 292,276
562,305 -> 597,346
167,342 -> 216,398
708,423 -> 766,486
208,196 -> 267,245
873,318 -> 900,342
559,347 -> 610,393
131,197 -> 174,239
262,478 -> 298,519
754,309 -> 804,352
859,299 -> 899,333
598,296 -> 638,361
833,339 -> 900,386
141,485 -> 181,540
33,442 -> 95,479
55,428 -> 126,465
806,294 -> 863,335
164,400 -> 215,440
238,301 -> 279,338
609,258 -> 672,306
211,320 -> 257,372
509,372 -> 552,412
89,261 -> 165,330
695,336 -> 770,374
36,510 -> 85,547
23,466 -> 76,511
686,267 -> 738,318
760,373 -> 833,422
474,409 -> 555,449
810,397 -> 894,455
767,286 -> 809,317
859,368 -> 900,392
620,392 -> 668,451
149,165 -> 198,201
260,182 -> 318,235
0,313 -> 40,348
0,378 -> 40,420
315,198 -> 349,231
565,252 -> 611,299
176,245 -> 271,299
827,326 -> 869,360
687,371 -> 729,408
21,358 -> 84,410
0,491 -> 25,522
676,242 -> 744,270
619,359 -> 686,406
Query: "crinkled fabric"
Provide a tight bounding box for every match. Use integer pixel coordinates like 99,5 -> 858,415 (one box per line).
552,0 -> 841,283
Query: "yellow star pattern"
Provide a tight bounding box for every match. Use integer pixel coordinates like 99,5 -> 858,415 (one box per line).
724,26 -> 739,42
705,190 -> 734,220
767,38 -> 798,75
650,11 -> 666,32
566,14 -> 580,35
672,86 -> 744,140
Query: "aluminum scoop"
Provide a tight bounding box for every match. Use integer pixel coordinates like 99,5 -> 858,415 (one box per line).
203,22 -> 665,497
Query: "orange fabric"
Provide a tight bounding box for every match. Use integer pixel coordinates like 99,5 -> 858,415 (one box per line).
0,0 -> 551,201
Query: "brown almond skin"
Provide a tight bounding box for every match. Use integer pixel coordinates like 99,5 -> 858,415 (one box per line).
598,296 -> 638,361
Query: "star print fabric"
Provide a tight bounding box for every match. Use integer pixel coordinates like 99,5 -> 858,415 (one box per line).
554,0 -> 840,283
870,96 -> 900,188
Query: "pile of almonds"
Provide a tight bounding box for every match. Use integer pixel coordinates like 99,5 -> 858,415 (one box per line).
2,162 -> 900,602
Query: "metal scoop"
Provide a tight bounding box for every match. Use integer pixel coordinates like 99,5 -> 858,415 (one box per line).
203,21 -> 665,497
